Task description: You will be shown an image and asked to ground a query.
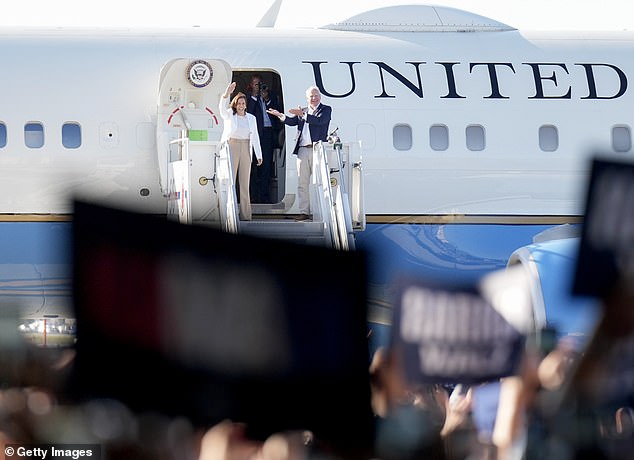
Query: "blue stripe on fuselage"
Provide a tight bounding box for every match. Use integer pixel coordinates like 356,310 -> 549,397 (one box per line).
0,220 -> 554,288
0,220 -> 565,354
358,222 -> 562,354
356,222 -> 555,287
0,222 -> 72,265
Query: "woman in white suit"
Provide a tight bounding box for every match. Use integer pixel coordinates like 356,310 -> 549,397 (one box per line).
219,82 -> 263,220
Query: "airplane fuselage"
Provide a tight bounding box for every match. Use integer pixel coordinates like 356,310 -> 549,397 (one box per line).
1,9 -> 632,316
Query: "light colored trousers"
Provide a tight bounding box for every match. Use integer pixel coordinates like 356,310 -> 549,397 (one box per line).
297,145 -> 313,215
229,138 -> 253,220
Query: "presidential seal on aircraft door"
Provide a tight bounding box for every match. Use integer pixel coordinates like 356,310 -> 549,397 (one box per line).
186,60 -> 213,88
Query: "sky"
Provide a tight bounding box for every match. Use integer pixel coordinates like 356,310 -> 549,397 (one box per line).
1,0 -> 633,31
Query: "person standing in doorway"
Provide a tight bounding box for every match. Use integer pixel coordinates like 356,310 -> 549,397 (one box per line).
267,86 -> 331,221
246,74 -> 281,204
219,82 -> 262,221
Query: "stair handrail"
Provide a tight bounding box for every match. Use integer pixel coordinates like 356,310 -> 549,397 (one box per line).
328,140 -> 356,248
214,141 -> 239,234
167,131 -> 191,223
312,142 -> 350,250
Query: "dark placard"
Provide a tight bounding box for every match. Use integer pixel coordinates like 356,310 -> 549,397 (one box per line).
69,200 -> 373,453
573,157 -> 634,297
391,273 -> 527,385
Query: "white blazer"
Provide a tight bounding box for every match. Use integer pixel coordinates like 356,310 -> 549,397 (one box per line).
218,96 -> 263,161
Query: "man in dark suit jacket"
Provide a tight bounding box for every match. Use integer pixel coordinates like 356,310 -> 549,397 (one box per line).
268,86 -> 332,220
246,74 -> 281,204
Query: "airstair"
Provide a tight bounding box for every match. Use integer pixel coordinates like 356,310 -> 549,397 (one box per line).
156,58 -> 364,250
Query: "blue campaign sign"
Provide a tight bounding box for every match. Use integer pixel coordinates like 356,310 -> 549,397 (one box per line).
391,275 -> 526,384
573,157 -> 634,297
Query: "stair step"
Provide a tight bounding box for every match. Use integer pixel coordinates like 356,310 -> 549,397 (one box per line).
239,219 -> 324,238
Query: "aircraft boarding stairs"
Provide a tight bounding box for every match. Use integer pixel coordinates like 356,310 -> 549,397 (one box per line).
156,58 -> 363,249
164,134 -> 365,250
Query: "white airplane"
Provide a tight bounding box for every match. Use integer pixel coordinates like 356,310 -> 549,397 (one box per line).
0,2 -> 627,341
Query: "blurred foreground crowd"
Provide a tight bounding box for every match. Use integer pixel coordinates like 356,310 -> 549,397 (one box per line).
0,283 -> 632,460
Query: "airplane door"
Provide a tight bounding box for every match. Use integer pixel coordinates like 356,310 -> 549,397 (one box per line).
156,59 -> 232,222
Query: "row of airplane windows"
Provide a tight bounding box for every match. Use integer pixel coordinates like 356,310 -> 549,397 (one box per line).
1,121 -> 632,153
0,122 -> 82,149
393,123 -> 633,153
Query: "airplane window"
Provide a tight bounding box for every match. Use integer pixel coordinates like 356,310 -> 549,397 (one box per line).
393,124 -> 412,151
62,122 -> 81,149
612,125 -> 631,152
0,123 -> 6,148
466,125 -> 485,151
430,124 -> 448,151
24,122 -> 44,149
539,125 -> 558,152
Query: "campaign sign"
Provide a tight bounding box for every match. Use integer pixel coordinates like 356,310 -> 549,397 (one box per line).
391,277 -> 525,384
573,157 -> 634,297
69,200 -> 373,453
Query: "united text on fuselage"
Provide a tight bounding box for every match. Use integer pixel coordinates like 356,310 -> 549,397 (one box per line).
306,61 -> 628,100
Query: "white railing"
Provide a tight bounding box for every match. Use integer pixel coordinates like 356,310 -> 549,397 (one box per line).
346,142 -> 365,231
214,141 -> 239,234
163,131 -> 363,249
312,142 -> 356,250
167,132 -> 190,223
165,134 -> 238,232
327,139 -> 365,232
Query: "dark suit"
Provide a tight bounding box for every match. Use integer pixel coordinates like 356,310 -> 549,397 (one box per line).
283,103 -> 332,214
247,92 -> 281,203
283,103 -> 332,154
